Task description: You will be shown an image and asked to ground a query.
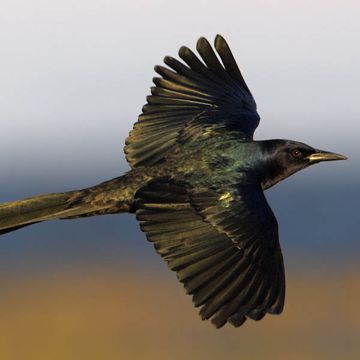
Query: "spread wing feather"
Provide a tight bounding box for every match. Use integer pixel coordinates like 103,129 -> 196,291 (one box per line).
125,35 -> 260,168
135,179 -> 285,328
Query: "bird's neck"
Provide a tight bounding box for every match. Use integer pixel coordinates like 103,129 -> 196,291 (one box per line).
248,140 -> 298,190
259,157 -> 300,190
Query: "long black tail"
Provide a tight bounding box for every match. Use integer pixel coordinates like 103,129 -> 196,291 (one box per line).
0,191 -> 92,235
0,172 -> 142,235
0,178 -> 135,235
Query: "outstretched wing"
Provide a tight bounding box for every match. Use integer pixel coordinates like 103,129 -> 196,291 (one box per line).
134,179 -> 285,328
125,35 -> 260,168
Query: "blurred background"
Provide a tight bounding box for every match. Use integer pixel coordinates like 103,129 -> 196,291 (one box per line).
0,0 -> 359,359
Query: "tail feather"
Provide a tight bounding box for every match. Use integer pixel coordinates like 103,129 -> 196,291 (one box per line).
0,175 -> 134,235
0,191 -> 105,235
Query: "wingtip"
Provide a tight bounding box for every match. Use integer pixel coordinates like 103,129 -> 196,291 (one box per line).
199,306 -> 211,321
228,314 -> 247,327
214,34 -> 225,47
268,296 -> 285,315
211,316 -> 228,329
196,36 -> 210,52
152,76 -> 161,86
163,55 -> 173,65
214,34 -> 231,53
178,45 -> 190,58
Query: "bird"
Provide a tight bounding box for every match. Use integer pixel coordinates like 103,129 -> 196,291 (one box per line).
0,35 -> 347,328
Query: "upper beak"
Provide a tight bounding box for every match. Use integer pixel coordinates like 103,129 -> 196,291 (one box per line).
306,150 -> 348,162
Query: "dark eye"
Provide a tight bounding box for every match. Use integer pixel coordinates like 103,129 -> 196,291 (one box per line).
291,149 -> 302,158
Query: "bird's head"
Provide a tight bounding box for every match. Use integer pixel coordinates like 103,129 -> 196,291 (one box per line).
259,140 -> 347,189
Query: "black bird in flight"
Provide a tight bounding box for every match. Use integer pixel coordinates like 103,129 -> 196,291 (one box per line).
0,35 -> 346,328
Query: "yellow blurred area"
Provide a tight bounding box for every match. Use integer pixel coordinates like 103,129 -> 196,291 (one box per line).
0,267 -> 358,360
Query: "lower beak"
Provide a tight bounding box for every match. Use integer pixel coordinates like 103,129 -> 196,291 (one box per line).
306,150 -> 348,162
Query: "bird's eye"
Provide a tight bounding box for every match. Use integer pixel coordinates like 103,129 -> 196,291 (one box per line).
291,149 -> 302,158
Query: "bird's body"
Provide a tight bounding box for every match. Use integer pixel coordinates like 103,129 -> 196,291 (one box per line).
0,35 -> 346,328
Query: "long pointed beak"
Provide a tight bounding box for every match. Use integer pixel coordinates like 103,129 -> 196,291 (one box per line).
306,150 -> 348,162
